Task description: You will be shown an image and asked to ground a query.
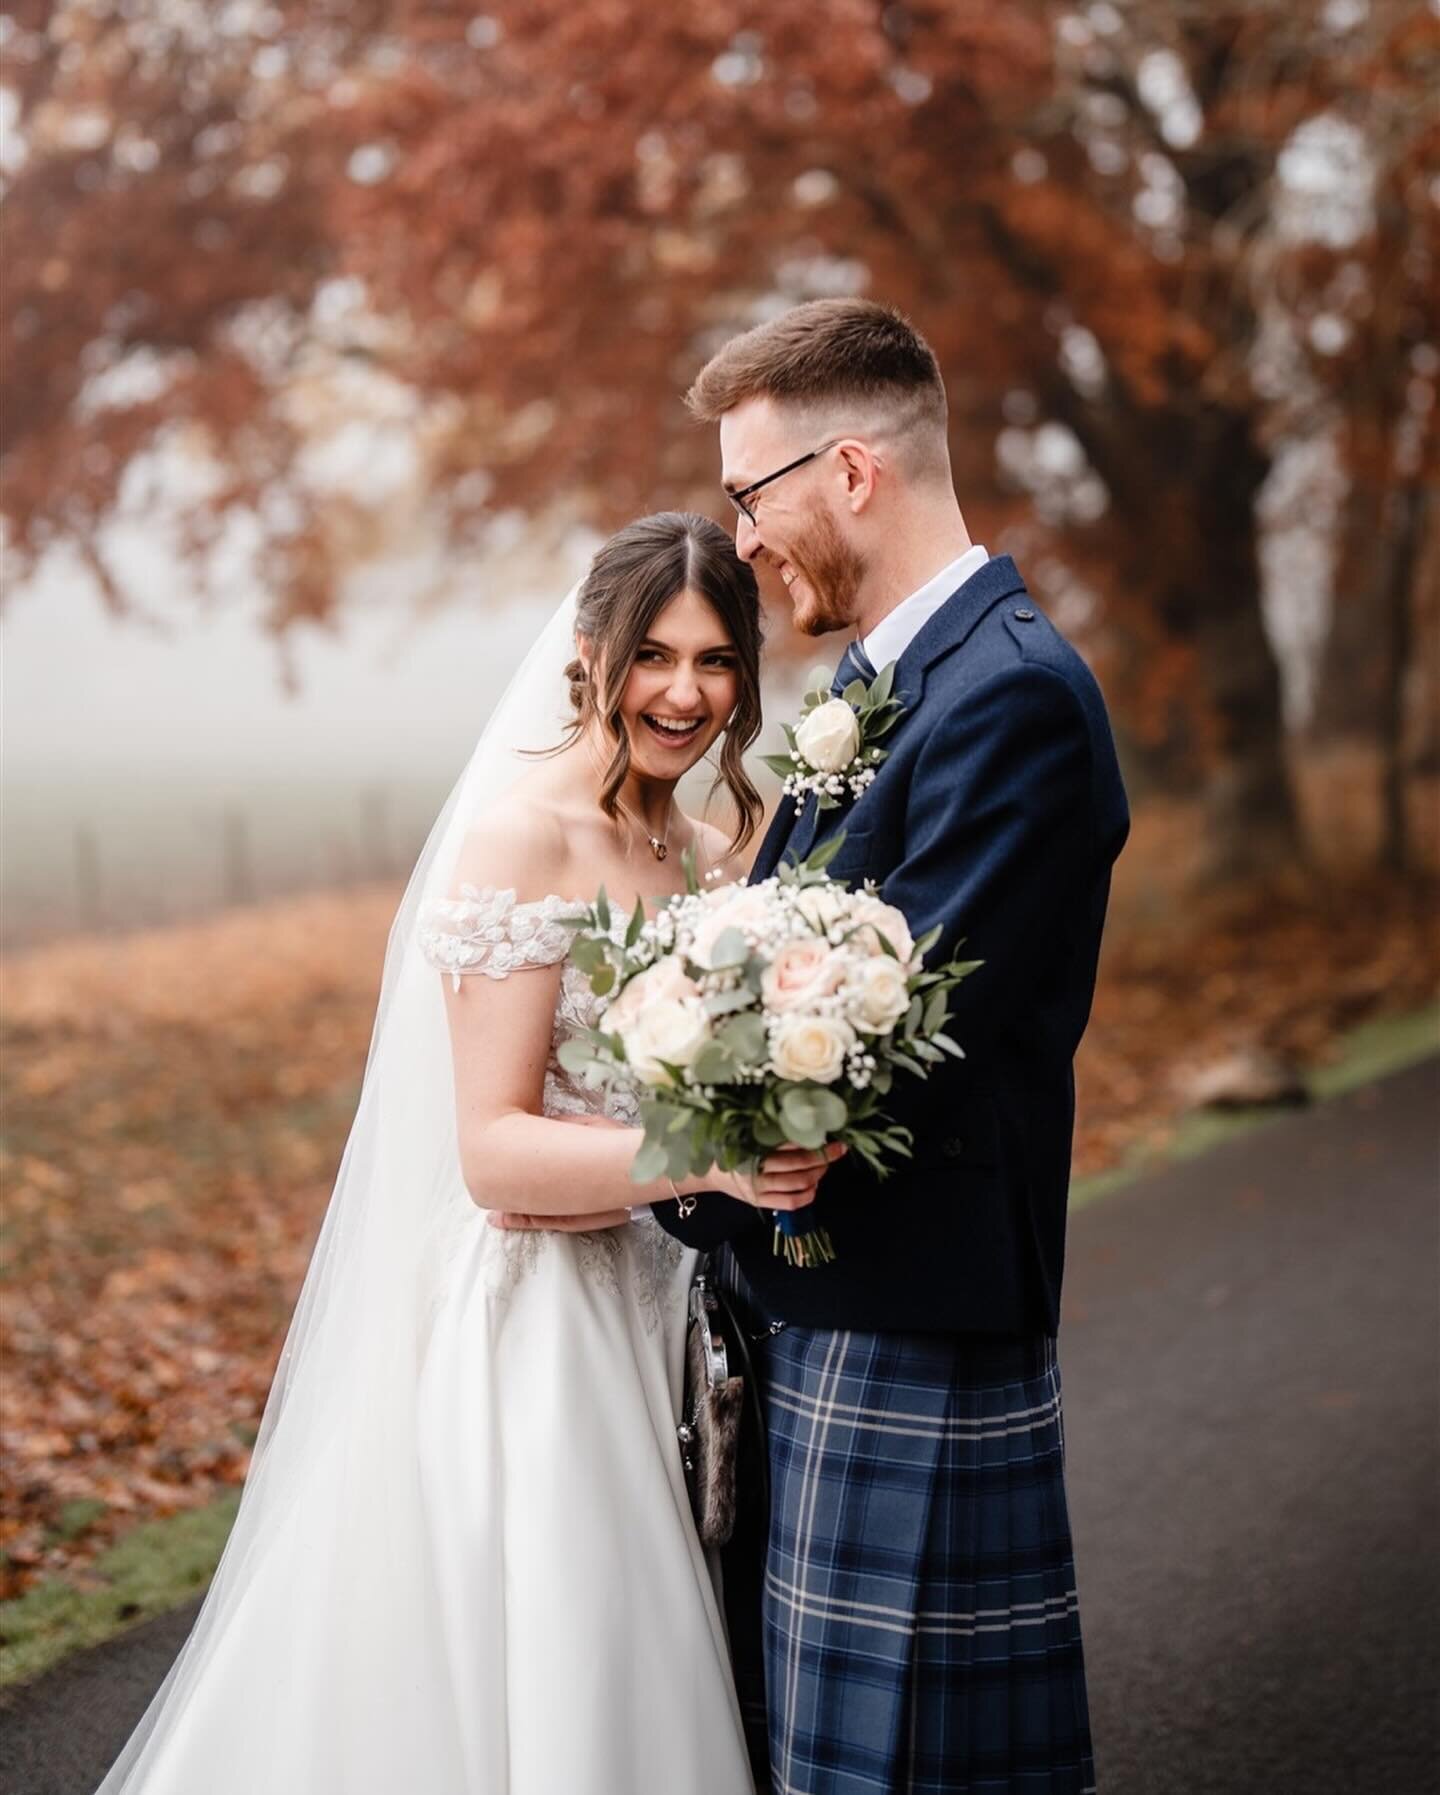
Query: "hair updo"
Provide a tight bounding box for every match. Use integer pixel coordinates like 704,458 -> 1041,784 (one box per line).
551,512 -> 764,853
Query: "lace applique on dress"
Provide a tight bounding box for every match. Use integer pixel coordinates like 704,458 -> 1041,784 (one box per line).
416,885 -> 581,989
418,887 -> 687,1322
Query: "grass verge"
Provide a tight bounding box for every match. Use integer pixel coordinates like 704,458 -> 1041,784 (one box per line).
1071,1001 -> 1439,1209
0,1492 -> 239,1689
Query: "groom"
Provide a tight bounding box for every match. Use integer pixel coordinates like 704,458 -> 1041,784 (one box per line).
651,300 -> 1129,1794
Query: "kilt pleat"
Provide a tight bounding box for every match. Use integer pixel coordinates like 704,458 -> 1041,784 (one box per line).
752,1325 -> 1095,1795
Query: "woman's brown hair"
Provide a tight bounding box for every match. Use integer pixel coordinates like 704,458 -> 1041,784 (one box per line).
553,512 -> 764,854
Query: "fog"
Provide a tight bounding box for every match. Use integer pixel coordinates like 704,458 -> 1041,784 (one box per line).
2,542 -> 573,945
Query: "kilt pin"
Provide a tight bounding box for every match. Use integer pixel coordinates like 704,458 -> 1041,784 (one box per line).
651,554 -> 1130,1794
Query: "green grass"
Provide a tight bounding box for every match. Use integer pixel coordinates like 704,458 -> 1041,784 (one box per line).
1071,1000 -> 1439,1210
4,1002 -> 1435,1691
0,1491 -> 240,1688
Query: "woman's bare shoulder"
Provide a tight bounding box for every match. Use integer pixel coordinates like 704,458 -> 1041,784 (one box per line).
447,790 -> 576,905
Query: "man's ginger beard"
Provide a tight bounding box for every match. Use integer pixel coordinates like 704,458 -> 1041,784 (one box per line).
782,506 -> 866,638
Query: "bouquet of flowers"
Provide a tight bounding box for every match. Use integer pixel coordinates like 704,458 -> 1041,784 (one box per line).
558,838 -> 980,1266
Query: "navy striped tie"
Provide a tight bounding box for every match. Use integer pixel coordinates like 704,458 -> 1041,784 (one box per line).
831,638 -> 877,696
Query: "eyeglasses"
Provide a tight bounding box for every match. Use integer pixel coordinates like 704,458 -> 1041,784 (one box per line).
724,440 -> 841,526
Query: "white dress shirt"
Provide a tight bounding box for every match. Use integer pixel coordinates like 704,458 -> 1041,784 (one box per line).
860,544 -> 990,673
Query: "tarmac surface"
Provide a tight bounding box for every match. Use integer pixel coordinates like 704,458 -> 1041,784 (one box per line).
3,1058 -> 1436,1794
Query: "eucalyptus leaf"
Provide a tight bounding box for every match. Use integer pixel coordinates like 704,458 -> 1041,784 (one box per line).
592,965 -> 616,998
704,986 -> 757,1017
667,1130 -> 701,1182
690,1040 -> 735,1086
630,1137 -> 668,1184
842,678 -> 868,707
568,935 -> 606,973
868,660 -> 896,706
708,927 -> 750,969
625,895 -> 645,948
595,885 -> 611,932
807,1087 -> 848,1133
779,1086 -> 835,1149
556,1038 -> 595,1074
719,1010 -> 767,1063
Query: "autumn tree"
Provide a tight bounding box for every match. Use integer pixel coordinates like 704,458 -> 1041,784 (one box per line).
3,0 -> 1434,878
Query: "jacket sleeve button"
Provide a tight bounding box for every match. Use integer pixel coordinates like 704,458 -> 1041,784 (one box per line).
1013,607 -> 1035,621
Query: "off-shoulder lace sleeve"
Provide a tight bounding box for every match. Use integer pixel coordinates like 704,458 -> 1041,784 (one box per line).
416,885 -> 582,989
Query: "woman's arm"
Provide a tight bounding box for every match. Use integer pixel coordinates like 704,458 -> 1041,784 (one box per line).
443,967 -> 840,1215
434,804 -> 839,1217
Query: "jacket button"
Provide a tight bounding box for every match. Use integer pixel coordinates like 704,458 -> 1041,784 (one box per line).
1014,607 -> 1035,621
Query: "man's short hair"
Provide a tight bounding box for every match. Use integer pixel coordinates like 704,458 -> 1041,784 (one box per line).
686,299 -> 949,478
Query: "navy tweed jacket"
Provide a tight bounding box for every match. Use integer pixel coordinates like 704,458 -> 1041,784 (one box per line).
650,555 -> 1130,1336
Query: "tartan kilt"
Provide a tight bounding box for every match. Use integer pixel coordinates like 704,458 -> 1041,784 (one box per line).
729,1316 -> 1095,1795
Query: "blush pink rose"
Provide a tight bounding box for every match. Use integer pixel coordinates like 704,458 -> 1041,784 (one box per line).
760,938 -> 847,1012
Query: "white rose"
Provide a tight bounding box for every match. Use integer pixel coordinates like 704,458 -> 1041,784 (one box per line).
602,955 -> 699,1036
851,896 -> 916,966
761,939 -> 847,1012
687,886 -> 774,968
622,994 -> 712,1086
793,884 -> 848,935
849,956 -> 911,1034
770,1013 -> 855,1085
794,698 -> 861,774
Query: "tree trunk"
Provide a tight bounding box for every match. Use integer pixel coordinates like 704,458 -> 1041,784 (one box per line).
1187,530 -> 1304,884
1311,477 -> 1391,744
1377,481 -> 1428,874
1134,415 -> 1304,885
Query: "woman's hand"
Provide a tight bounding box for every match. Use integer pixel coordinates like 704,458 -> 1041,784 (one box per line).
718,1141 -> 847,1212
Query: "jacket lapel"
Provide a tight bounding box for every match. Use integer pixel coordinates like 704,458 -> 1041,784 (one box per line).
749,557 -> 1030,879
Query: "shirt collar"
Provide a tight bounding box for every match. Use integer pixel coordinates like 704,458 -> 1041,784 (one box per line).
860,544 -> 990,673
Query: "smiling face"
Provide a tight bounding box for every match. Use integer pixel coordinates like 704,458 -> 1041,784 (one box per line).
721,396 -> 869,638
585,586 -> 740,779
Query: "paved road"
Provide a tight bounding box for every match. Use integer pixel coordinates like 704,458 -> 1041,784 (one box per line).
3,1060 -> 1436,1794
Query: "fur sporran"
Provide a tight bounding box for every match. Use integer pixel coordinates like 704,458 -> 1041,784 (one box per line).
678,1273 -> 745,1547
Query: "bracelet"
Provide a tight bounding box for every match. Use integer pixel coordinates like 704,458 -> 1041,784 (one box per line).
667,1177 -> 698,1220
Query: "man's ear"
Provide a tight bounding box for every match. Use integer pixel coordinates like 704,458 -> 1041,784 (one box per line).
838,440 -> 879,514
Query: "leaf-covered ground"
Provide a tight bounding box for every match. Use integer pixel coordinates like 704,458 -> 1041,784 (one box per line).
2,868 -> 1436,1602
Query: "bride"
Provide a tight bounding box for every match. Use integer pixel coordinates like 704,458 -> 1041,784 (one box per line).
95,512 -> 839,1794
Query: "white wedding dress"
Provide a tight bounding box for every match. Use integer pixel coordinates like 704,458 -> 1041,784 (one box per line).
411,884 -> 753,1794
99,885 -> 753,1795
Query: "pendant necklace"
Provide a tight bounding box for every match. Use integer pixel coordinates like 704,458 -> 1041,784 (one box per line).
616,797 -> 673,862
